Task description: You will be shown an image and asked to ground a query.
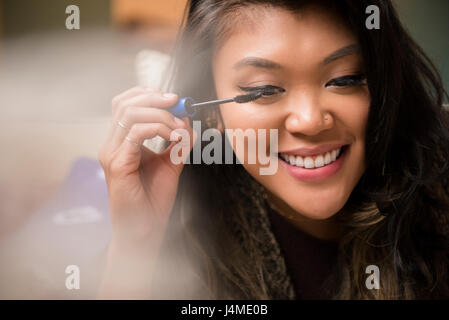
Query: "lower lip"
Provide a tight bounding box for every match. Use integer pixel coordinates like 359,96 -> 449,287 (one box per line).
280,146 -> 348,182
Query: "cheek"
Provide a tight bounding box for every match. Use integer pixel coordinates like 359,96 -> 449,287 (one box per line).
220,105 -> 276,164
329,91 -> 370,171
219,104 -> 274,130
328,88 -> 371,135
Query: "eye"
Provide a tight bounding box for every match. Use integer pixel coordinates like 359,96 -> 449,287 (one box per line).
238,85 -> 285,97
325,74 -> 367,88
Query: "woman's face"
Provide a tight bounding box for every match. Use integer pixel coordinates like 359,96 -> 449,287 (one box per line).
212,5 -> 370,220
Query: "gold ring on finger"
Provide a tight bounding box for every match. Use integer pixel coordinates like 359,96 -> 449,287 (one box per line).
125,136 -> 140,147
117,120 -> 129,130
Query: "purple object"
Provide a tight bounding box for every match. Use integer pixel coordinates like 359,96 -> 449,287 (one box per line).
0,157 -> 112,299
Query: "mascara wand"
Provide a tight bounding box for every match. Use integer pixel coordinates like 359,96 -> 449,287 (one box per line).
166,90 -> 264,118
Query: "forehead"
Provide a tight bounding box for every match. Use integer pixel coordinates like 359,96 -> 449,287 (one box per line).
212,4 -> 357,69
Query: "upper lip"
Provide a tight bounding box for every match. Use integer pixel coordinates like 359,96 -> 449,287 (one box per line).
279,143 -> 348,157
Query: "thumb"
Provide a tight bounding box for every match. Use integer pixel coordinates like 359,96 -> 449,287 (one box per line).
161,121 -> 198,171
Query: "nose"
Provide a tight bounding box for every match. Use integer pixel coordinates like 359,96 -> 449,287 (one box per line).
284,90 -> 333,136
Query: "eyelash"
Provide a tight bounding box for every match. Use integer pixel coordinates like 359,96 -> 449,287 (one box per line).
238,85 -> 285,97
238,74 -> 367,96
325,74 -> 367,88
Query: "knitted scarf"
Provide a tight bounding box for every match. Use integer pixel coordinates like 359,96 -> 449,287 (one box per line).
227,165 -> 296,299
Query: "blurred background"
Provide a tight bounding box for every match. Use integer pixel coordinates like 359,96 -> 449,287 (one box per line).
0,0 -> 447,299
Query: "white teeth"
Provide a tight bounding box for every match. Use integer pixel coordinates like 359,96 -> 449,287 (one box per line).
295,156 -> 304,167
331,150 -> 337,161
314,155 -> 324,168
280,147 -> 343,169
324,152 -> 331,165
289,155 -> 296,165
304,157 -> 314,169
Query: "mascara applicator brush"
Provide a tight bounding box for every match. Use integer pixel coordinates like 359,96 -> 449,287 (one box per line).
190,91 -> 263,108
166,91 -> 264,118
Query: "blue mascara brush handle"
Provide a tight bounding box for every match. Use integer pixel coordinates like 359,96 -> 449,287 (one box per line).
167,97 -> 196,118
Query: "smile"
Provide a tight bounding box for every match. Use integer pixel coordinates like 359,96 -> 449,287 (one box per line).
278,145 -> 349,182
279,146 -> 343,169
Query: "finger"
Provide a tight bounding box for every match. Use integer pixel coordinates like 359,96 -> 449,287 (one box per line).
111,86 -> 160,114
113,91 -> 178,121
111,106 -> 186,150
106,91 -> 179,152
121,123 -> 182,158
106,87 -> 161,146
159,120 -> 197,170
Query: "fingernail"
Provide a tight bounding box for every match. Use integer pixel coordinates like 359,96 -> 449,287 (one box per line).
171,130 -> 182,141
174,117 -> 185,127
162,92 -> 177,99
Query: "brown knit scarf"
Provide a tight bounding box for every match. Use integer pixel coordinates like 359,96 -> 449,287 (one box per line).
229,166 -> 296,299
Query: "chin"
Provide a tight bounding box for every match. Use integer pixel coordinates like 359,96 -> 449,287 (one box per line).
290,203 -> 342,220
245,163 -> 353,221
279,190 -> 349,221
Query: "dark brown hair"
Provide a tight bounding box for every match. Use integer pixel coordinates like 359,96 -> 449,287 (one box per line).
159,0 -> 449,299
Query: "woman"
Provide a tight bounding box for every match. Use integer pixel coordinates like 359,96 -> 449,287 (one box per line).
98,0 -> 449,299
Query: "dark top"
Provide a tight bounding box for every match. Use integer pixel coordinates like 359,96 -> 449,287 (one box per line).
267,205 -> 339,300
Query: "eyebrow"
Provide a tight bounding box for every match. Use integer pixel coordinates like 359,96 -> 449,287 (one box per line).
233,57 -> 282,70
232,44 -> 360,70
322,44 -> 360,65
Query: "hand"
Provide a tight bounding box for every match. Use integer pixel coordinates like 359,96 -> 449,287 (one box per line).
98,86 -> 195,253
